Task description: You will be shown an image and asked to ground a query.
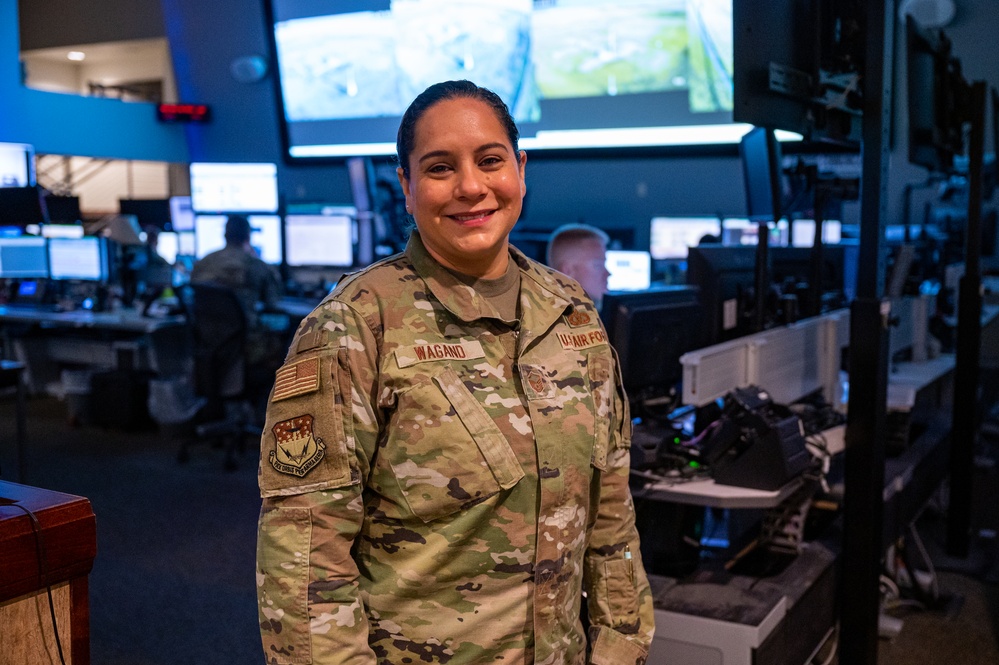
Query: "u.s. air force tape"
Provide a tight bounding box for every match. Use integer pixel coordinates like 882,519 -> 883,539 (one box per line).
395,339 -> 486,368
556,328 -> 607,351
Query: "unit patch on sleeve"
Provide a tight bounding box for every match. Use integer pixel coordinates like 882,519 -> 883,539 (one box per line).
271,357 -> 320,402
395,339 -> 486,368
269,414 -> 326,477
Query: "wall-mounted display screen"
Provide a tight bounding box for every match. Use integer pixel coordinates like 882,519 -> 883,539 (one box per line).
190,163 -> 279,213
0,142 -> 35,188
47,237 -> 107,281
285,213 -> 355,267
194,214 -> 284,265
267,0 -> 741,159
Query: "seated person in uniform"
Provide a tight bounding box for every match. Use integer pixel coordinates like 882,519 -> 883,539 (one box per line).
191,215 -> 283,412
546,223 -> 612,311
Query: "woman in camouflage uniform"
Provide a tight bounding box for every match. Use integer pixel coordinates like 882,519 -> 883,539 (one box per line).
256,80 -> 654,664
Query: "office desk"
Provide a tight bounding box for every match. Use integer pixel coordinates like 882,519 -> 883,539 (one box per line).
0,481 -> 96,665
0,305 -> 183,334
634,476 -> 804,509
0,306 -> 187,394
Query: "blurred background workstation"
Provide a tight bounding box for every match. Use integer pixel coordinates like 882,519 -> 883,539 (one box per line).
2,1 -> 999,664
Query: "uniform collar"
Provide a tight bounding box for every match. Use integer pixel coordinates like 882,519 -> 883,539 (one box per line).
404,231 -> 577,329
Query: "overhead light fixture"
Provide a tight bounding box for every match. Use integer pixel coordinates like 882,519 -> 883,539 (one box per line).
67,51 -> 86,61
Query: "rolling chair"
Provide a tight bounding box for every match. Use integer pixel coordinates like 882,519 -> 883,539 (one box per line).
177,282 -> 261,470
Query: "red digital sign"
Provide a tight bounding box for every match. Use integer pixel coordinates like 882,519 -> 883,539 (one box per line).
156,103 -> 211,123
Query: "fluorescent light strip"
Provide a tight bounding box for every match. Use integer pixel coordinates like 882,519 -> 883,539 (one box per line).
289,126 -> 803,158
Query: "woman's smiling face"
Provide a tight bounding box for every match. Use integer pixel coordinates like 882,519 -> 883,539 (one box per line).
397,96 -> 526,279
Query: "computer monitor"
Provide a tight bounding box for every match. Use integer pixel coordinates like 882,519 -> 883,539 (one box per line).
194,214 -> 283,265
119,198 -> 172,230
41,224 -> 85,239
649,217 -> 722,260
769,245 -> 848,316
285,213 -> 354,267
685,245 -> 758,345
169,195 -> 196,231
601,286 -> 702,414
0,236 -> 48,278
177,231 -> 196,257
249,215 -> 283,265
47,237 -> 108,281
606,250 -> 651,291
44,195 -> 81,224
721,218 -> 788,246
157,231 -> 179,265
0,186 -> 48,226
790,219 -> 842,247
189,162 -> 280,213
0,142 -> 34,188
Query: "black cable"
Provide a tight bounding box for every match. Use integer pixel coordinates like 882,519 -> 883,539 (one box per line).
5,503 -> 67,665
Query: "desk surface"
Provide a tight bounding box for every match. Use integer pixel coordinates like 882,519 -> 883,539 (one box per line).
0,305 -> 184,334
276,296 -> 322,319
634,475 -> 803,509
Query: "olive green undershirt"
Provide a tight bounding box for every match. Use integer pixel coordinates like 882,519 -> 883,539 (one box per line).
444,257 -> 521,323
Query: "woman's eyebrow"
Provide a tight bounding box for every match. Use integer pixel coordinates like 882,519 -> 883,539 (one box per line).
417,142 -> 510,165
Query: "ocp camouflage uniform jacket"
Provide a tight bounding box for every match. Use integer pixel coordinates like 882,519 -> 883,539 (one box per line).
256,232 -> 654,665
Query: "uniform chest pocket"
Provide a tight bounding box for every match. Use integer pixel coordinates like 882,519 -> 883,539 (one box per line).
387,365 -> 525,523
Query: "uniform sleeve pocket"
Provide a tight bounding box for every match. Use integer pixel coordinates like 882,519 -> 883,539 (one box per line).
387,365 -> 524,523
603,557 -> 640,626
257,505 -> 313,664
589,352 -> 612,470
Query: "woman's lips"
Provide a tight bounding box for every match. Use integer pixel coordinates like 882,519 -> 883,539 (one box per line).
448,210 -> 494,224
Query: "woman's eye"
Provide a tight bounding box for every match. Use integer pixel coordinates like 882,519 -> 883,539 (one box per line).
480,156 -> 503,167
427,163 -> 452,175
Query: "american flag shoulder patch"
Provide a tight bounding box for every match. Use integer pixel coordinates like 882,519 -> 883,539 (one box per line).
272,357 -> 321,402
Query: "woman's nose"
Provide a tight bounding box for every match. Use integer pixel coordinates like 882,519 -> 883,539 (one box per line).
454,166 -> 487,198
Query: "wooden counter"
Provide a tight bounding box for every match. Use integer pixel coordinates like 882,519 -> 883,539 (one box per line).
0,481 -> 96,665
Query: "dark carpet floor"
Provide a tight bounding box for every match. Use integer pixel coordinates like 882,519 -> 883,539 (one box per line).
2,395 -> 999,664
1,396 -> 262,665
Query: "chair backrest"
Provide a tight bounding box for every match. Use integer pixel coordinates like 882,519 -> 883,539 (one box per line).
181,282 -> 248,401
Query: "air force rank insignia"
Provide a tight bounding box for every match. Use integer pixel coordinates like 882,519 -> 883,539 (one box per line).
565,309 -> 592,327
270,414 -> 326,477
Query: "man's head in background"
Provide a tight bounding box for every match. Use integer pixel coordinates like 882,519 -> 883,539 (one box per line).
547,223 -> 611,309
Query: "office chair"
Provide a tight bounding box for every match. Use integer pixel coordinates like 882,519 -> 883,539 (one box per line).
177,282 -> 260,470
